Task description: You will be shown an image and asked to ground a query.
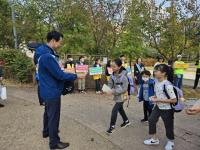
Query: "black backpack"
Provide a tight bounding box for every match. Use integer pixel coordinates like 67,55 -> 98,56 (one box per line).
62,80 -> 74,95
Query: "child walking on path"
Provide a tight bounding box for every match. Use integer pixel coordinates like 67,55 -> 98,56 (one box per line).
106,58 -> 130,135
144,64 -> 177,150
138,70 -> 154,122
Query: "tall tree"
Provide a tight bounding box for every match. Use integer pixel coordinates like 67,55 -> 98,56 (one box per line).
0,0 -> 13,48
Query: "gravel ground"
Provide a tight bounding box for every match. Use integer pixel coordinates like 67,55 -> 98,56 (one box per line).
0,87 -> 200,150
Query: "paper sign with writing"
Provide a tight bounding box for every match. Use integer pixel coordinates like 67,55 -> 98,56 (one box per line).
174,63 -> 189,69
103,57 -> 108,64
76,65 -> 88,73
89,67 -> 103,75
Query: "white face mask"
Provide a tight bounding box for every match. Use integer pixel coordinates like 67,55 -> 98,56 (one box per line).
142,77 -> 149,82
69,58 -> 73,61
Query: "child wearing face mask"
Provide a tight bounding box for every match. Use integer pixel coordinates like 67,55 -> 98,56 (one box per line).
76,56 -> 87,93
138,70 -> 155,122
64,55 -> 75,73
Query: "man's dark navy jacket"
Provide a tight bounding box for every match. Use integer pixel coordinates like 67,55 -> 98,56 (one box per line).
34,44 -> 54,65
38,45 -> 77,101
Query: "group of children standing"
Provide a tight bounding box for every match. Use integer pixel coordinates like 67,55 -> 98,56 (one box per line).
64,54 -> 184,150
64,55 -> 87,94
104,56 -> 181,150
63,56 -> 106,94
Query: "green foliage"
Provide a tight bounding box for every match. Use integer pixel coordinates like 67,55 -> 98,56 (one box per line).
0,49 -> 34,83
1,0 -> 200,60
0,0 -> 13,47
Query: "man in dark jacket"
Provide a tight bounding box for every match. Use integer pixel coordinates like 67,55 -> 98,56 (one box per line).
38,31 -> 77,149
34,44 -> 52,106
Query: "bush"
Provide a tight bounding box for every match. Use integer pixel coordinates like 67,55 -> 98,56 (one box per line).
0,49 -> 34,83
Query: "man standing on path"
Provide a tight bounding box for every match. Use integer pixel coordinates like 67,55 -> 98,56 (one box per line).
193,57 -> 200,89
38,31 -> 77,149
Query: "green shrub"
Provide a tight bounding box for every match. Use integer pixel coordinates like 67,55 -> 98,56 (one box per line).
0,49 -> 34,83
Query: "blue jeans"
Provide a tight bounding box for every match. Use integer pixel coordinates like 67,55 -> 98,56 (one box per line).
95,79 -> 101,92
174,74 -> 183,89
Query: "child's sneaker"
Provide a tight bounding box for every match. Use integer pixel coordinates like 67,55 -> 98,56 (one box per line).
165,141 -> 174,150
120,120 -> 131,128
106,126 -> 115,135
96,91 -> 102,94
144,138 -> 160,145
81,90 -> 86,94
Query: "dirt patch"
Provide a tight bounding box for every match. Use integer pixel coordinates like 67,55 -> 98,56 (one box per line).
183,88 -> 200,99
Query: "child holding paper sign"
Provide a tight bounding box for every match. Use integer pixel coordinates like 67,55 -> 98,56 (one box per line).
106,58 -> 130,135
76,56 -> 87,93
93,58 -> 102,94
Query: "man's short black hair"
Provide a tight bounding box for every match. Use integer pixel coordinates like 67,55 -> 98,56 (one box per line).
120,54 -> 125,58
47,31 -> 63,42
141,70 -> 151,77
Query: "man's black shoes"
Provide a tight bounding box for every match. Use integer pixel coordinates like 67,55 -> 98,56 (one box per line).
0,103 -> 4,108
50,142 -> 70,149
43,133 -> 49,138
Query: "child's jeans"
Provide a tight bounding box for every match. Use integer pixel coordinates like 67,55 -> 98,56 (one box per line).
174,74 -> 183,89
95,79 -> 101,91
148,105 -> 175,140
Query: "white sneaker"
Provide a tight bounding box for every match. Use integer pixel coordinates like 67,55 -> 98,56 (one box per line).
165,141 -> 174,150
144,138 -> 159,145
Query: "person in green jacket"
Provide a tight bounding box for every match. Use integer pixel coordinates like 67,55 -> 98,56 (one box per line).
174,55 -> 185,89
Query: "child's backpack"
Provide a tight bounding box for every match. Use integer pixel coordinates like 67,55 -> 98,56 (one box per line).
163,83 -> 184,113
127,76 -> 135,95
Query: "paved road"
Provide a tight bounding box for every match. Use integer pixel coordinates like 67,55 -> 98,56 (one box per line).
3,87 -> 200,150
